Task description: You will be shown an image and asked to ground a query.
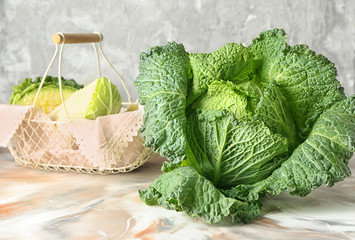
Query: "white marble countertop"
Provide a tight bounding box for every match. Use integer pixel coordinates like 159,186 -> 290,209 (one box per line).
0,148 -> 354,240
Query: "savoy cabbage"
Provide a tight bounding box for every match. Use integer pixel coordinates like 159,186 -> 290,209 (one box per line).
135,29 -> 355,224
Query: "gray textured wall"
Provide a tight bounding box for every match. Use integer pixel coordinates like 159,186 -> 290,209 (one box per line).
0,0 -> 354,103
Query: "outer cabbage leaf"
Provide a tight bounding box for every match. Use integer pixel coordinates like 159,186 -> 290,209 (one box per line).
225,95 -> 355,203
134,42 -> 190,166
139,166 -> 260,224
249,29 -> 346,139
183,110 -> 288,188
188,43 -> 256,105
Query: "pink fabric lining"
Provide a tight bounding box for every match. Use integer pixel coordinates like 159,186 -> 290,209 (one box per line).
1,104 -> 154,173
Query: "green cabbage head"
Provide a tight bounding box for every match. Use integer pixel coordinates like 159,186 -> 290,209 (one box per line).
134,29 -> 355,224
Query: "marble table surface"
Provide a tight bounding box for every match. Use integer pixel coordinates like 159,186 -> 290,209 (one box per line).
0,147 -> 354,240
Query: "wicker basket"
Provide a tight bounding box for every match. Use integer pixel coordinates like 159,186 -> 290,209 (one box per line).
5,105 -> 155,173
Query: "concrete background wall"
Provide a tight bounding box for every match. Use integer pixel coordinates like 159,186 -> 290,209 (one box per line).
0,0 -> 354,103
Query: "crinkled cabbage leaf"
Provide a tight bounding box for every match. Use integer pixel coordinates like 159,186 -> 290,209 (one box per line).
139,166 -> 261,224
135,42 -> 190,166
183,109 -> 288,188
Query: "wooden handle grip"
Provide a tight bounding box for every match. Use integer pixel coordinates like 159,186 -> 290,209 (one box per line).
52,33 -> 103,44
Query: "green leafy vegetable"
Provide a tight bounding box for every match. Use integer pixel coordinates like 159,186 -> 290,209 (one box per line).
183,110 -> 288,188
50,77 -> 122,121
135,29 -> 354,224
224,95 -> 355,201
188,43 -> 256,105
135,42 -> 190,165
249,29 -> 345,140
10,76 -> 83,113
139,166 -> 261,224
190,81 -> 251,119
254,81 -> 298,151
